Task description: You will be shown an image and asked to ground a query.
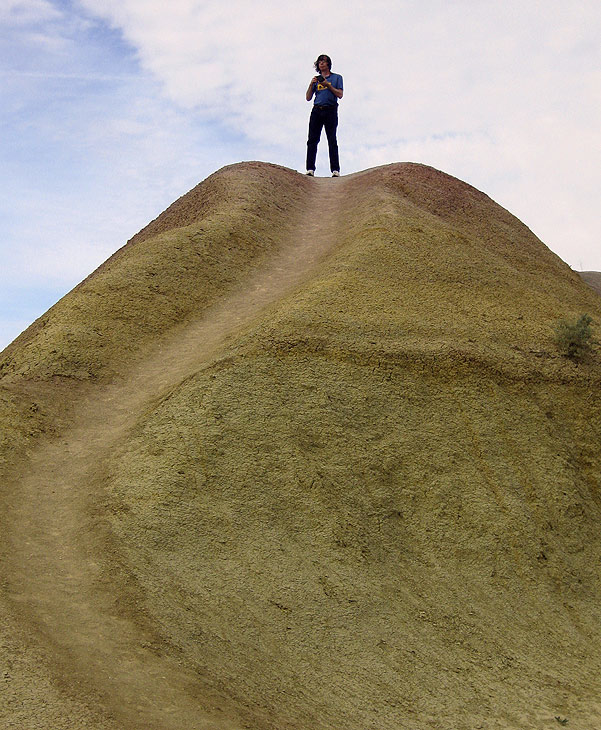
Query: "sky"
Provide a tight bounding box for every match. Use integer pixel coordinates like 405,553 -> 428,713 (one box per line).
1,0 -> 600,351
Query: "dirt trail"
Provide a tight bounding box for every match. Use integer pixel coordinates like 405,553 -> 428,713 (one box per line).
3,176 -> 345,729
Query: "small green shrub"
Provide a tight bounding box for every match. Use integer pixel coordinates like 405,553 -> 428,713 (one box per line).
554,313 -> 595,360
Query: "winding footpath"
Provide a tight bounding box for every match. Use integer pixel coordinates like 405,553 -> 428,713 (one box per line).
2,176 -> 344,729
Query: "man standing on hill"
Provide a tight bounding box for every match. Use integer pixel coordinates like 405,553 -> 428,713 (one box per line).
305,54 -> 343,177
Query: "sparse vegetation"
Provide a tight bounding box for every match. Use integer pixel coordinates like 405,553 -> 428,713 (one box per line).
554,313 -> 595,360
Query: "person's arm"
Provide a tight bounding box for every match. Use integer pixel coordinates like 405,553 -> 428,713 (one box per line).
324,78 -> 343,99
306,77 -> 317,101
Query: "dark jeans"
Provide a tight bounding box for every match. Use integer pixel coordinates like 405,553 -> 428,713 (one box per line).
306,105 -> 339,172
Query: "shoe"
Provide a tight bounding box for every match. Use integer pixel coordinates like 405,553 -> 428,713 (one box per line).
306,170 -> 315,176
331,171 -> 340,177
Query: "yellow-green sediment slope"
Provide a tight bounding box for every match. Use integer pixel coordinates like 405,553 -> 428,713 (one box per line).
1,161 -> 600,730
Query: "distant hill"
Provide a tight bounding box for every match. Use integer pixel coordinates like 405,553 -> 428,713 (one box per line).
578,270 -> 601,297
1,162 -> 600,730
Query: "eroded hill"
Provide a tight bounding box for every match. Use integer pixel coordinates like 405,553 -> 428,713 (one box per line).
1,162 -> 600,730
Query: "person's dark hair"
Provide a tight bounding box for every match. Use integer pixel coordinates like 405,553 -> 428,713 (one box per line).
314,54 -> 332,73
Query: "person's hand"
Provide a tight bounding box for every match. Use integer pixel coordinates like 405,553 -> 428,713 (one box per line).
311,76 -> 318,85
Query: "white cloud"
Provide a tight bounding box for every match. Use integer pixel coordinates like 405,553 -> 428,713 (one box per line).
72,1 -> 601,144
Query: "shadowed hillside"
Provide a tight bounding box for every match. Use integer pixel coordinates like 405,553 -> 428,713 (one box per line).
1,161 -> 601,730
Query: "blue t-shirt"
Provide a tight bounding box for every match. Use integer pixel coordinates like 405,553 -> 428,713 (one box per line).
313,72 -> 343,106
